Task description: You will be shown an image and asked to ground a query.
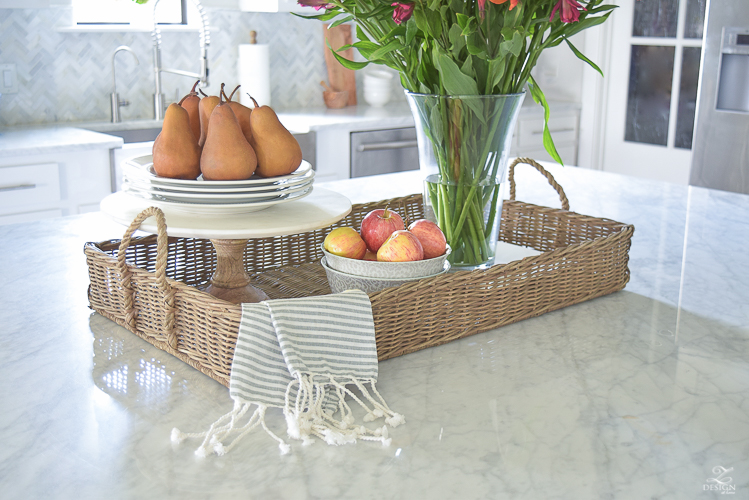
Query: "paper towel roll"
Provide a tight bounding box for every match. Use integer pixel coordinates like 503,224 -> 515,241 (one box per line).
238,44 -> 271,108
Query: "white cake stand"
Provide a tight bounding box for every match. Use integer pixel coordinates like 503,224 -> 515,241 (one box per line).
101,187 -> 352,304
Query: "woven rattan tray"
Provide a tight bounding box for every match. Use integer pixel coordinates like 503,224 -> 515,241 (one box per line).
85,158 -> 634,387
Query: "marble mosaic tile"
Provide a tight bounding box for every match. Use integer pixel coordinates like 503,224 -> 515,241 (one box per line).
0,6 -> 328,127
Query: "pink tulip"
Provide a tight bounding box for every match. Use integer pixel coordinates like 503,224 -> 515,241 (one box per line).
297,0 -> 334,10
550,0 -> 585,23
391,2 -> 415,24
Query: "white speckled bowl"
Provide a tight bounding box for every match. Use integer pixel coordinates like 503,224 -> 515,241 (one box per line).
321,244 -> 451,279
321,257 -> 450,294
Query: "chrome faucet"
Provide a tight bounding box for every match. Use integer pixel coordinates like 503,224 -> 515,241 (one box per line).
110,46 -> 140,123
151,0 -> 210,120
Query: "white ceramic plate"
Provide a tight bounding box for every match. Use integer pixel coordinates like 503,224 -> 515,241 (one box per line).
123,168 -> 315,194
141,186 -> 314,215
123,177 -> 313,204
123,155 -> 312,188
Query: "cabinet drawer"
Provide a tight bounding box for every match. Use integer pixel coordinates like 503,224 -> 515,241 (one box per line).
517,115 -> 578,148
0,163 -> 61,213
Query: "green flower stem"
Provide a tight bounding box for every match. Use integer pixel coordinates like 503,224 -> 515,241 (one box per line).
484,184 -> 501,239
469,195 -> 489,259
448,184 -> 477,251
438,183 -> 453,241
464,213 -> 483,262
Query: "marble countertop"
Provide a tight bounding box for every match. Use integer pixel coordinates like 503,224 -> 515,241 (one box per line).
2,164 -> 746,499
0,126 -> 124,158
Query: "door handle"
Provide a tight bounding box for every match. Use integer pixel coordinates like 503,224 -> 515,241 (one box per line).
0,183 -> 36,193
357,140 -> 418,152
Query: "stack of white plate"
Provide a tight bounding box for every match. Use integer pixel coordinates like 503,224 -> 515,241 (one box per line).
121,155 -> 315,215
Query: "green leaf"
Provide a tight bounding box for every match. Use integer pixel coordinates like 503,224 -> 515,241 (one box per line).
460,55 -> 474,79
586,4 -> 618,15
369,40 -> 404,61
499,30 -> 523,58
465,32 -> 484,56
413,6 -> 429,35
406,17 -> 418,46
436,52 -> 479,95
487,57 -> 506,91
448,24 -> 465,58
325,39 -> 370,70
527,76 -> 563,165
456,13 -> 470,32
561,11 -> 613,39
426,7 -> 443,39
565,38 -> 603,77
327,15 -> 354,29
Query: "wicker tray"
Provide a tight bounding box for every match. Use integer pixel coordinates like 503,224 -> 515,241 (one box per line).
85,158 -> 634,387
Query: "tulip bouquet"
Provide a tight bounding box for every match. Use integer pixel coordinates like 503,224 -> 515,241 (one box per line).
298,0 -> 616,268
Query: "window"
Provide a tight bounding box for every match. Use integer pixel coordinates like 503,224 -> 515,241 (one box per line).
624,0 -> 706,149
72,0 -> 187,26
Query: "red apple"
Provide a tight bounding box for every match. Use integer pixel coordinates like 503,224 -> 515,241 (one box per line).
324,227 -> 367,260
363,250 -> 378,261
376,230 -> 424,262
360,207 -> 405,253
408,219 -> 447,259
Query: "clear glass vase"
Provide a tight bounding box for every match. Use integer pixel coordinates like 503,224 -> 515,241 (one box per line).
406,92 -> 525,270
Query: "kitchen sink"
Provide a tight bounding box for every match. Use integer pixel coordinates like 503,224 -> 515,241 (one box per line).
104,128 -> 161,143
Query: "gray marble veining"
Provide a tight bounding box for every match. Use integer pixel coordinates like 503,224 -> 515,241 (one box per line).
0,164 -> 747,499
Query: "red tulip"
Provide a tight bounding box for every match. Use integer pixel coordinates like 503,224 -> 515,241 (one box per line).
550,0 -> 586,23
391,2 -> 415,24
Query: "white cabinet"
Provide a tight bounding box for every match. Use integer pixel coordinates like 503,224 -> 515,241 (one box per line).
0,148 -> 113,224
510,106 -> 580,165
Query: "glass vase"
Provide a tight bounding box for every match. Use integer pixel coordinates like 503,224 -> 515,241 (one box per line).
406,92 -> 525,270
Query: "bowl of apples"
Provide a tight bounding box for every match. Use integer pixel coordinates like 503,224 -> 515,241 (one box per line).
321,257 -> 449,294
321,207 -> 451,292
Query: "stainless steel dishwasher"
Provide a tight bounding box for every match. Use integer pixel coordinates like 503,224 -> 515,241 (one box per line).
350,127 -> 418,178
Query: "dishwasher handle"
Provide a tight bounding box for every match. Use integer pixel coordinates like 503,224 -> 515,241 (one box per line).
357,140 -> 418,152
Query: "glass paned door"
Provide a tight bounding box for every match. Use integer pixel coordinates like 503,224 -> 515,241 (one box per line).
602,0 -> 706,184
625,45 -> 675,146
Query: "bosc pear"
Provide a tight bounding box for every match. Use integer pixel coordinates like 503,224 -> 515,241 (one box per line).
197,89 -> 220,147
200,85 -> 258,181
179,80 -> 202,142
223,85 -> 253,145
152,103 -> 201,180
248,96 -> 303,177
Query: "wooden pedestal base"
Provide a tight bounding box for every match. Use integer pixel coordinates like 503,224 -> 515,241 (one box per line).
205,238 -> 269,304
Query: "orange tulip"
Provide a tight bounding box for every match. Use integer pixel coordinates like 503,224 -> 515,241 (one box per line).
489,0 -> 519,9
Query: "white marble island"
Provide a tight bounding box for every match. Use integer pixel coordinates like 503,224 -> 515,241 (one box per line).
0,164 -> 747,499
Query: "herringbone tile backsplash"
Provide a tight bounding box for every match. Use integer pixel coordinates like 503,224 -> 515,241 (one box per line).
0,6 -> 330,128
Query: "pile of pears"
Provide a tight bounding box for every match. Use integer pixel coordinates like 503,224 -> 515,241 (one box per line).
152,82 -> 303,181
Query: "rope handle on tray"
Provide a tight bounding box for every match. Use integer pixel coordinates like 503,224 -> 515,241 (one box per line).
508,157 -> 570,211
115,207 -> 178,349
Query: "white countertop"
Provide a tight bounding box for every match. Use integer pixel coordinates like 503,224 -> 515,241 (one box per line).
0,126 -> 124,157
4,164 -> 738,500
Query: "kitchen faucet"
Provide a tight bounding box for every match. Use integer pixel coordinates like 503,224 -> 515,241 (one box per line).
151,0 -> 210,120
110,46 -> 140,123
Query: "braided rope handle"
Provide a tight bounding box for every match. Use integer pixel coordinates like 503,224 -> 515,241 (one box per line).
115,207 -> 178,348
508,157 -> 570,211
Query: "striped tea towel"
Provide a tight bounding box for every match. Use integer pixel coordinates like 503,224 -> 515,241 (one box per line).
171,290 -> 404,456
